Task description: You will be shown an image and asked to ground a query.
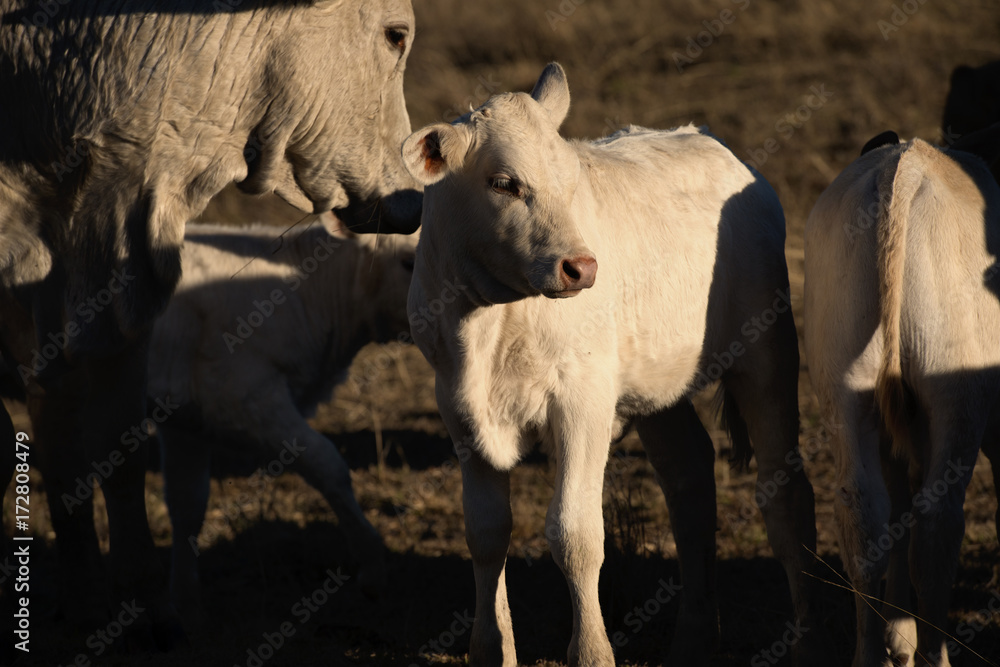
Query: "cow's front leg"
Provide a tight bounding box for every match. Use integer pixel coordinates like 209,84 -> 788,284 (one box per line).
160,425 -> 212,619
547,406 -> 615,667
636,401 -> 718,666
460,439 -> 516,667
29,374 -> 106,626
83,338 -> 181,650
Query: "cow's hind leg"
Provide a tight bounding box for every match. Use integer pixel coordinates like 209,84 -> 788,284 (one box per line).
908,400 -> 984,667
635,401 -> 718,666
724,327 -> 823,665
160,426 -> 211,619
883,439 -> 917,667
826,390 -> 893,667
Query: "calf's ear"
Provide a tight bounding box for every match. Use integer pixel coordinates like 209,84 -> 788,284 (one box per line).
531,62 -> 571,129
402,123 -> 471,186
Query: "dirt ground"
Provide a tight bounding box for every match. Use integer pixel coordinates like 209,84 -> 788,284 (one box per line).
4,0 -> 1000,665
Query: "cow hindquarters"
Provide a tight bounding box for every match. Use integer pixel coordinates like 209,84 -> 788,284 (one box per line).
635,401 -> 718,666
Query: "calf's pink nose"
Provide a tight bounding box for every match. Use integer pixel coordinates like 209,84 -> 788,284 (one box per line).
560,255 -> 597,291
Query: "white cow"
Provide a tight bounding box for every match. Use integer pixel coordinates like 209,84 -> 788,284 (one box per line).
804,138 -> 1000,667
403,63 -> 819,666
0,0 -> 421,637
147,217 -> 416,613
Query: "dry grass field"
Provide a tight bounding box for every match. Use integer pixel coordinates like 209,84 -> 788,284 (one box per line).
4,0 -> 1000,665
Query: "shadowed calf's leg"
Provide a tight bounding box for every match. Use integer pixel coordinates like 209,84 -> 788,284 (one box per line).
724,322 -> 821,665
461,444 -> 516,667
635,401 -> 718,666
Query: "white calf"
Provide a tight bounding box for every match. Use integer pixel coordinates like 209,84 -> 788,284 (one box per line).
403,63 -> 818,666
805,138 -> 1000,667
148,217 -> 416,612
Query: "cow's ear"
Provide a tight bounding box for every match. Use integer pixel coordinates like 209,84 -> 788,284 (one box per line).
531,62 -> 570,129
402,123 -> 471,186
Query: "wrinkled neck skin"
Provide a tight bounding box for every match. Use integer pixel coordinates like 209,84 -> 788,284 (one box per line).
0,2 -> 388,365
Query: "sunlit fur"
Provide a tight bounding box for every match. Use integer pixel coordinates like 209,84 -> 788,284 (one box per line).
405,64 -> 817,667
805,139 -> 1000,667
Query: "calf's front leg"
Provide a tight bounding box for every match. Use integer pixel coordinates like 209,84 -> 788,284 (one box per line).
547,406 -> 615,667
460,441 -> 516,667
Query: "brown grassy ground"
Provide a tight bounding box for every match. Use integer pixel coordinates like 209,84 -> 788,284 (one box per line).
5,0 -> 1000,665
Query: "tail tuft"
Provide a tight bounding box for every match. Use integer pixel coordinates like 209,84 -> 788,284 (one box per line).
714,385 -> 753,470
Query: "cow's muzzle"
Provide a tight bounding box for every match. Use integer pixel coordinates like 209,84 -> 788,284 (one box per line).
334,189 -> 422,235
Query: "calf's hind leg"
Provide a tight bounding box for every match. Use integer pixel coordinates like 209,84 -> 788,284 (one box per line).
635,401 -> 718,666
724,323 -> 821,664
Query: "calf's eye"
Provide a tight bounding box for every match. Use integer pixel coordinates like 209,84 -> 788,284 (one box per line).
490,175 -> 523,198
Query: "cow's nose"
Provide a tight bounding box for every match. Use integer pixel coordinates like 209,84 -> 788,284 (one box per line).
560,255 -> 597,291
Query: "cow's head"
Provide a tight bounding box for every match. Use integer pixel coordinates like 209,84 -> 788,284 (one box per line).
240,0 -> 422,235
401,63 -> 596,303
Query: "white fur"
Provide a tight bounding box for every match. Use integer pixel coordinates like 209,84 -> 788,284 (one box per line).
0,0 -> 420,631
804,138 -> 1000,667
405,64 -> 818,667
149,218 -> 416,611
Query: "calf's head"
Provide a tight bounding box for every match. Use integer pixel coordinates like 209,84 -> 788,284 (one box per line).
402,63 -> 596,303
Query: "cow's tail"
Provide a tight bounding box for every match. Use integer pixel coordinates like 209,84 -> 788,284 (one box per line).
875,143 -> 924,456
715,384 -> 753,470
